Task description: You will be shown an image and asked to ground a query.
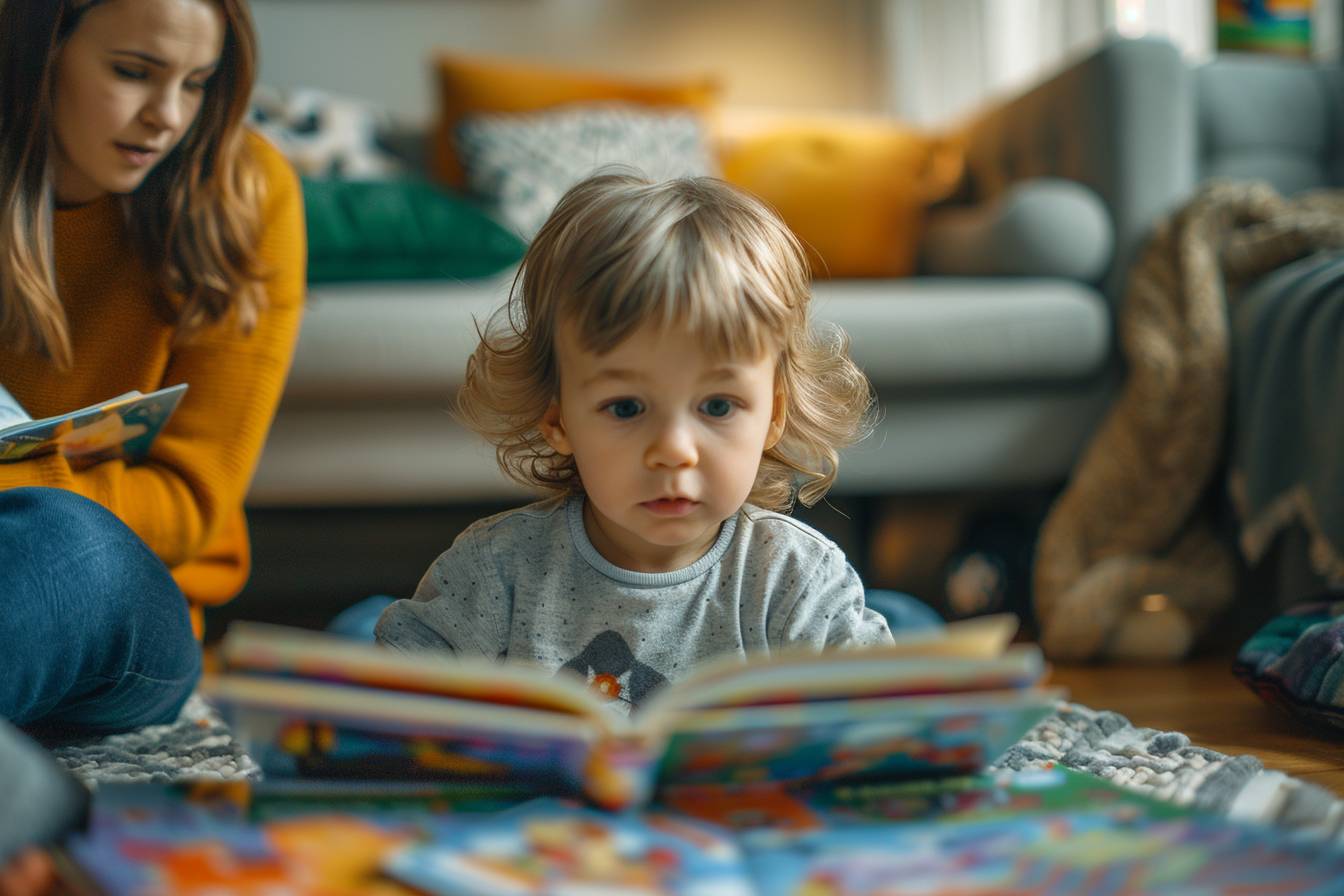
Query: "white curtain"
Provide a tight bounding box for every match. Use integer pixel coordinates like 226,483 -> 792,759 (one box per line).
879,0 -> 1215,128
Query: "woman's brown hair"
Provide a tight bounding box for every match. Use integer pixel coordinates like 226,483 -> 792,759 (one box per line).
0,0 -> 266,369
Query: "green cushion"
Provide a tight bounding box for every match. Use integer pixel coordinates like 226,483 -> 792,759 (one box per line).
301,177 -> 525,283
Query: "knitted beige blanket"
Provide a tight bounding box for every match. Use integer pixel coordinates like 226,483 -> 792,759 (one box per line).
1033,182 -> 1344,662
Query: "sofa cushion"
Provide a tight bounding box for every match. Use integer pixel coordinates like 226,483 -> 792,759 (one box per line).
456,103 -> 717,239
430,53 -> 718,188
921,179 -> 1114,283
302,178 -> 526,283
717,115 -> 963,278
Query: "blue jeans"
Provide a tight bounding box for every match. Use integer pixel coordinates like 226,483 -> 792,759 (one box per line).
0,487 -> 200,734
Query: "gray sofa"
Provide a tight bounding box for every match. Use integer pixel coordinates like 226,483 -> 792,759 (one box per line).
248,37 -> 1199,511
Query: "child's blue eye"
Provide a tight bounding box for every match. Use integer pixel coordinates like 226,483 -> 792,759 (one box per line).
700,397 -> 735,418
604,399 -> 644,420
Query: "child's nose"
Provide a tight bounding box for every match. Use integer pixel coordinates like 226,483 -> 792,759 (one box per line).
645,418 -> 698,469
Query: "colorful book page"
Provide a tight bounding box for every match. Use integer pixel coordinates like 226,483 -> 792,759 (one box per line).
0,383 -> 186,465
384,798 -> 755,896
218,621 -> 606,717
58,780 -> 522,896
215,685 -> 597,793
651,688 -> 1060,792
743,772 -> 1344,895
664,766 -> 1189,836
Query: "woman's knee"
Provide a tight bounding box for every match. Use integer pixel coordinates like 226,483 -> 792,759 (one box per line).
0,488 -> 199,730
1,486 -> 173,592
0,487 -> 143,570
0,486 -> 196,677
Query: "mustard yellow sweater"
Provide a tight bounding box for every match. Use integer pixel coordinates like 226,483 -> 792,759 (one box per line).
0,131 -> 305,636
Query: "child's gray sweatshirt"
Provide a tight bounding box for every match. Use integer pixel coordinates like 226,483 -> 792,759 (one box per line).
375,495 -> 892,712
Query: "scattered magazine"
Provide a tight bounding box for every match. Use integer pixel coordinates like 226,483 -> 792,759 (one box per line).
52,769 -> 1344,895
0,382 -> 187,466
204,614 -> 1063,809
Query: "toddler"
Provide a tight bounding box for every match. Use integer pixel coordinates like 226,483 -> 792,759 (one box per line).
376,172 -> 899,711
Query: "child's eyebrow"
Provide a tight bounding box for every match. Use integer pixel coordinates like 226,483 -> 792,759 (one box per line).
581,368 -> 648,388
701,366 -> 749,382
582,365 -> 752,389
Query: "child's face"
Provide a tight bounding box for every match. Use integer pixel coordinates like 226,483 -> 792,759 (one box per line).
540,319 -> 785,573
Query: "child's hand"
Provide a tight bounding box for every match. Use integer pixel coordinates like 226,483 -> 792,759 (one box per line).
0,850 -> 54,896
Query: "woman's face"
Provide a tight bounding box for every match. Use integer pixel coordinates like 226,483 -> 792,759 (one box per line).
51,0 -> 225,205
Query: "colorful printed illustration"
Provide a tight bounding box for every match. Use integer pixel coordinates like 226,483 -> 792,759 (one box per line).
562,629 -> 668,708
60,772 -> 1344,896
745,804 -> 1344,895
1217,0 -> 1313,56
59,781 -> 528,896
61,784 -> 418,895
0,383 -> 186,466
665,768 -> 1185,839
384,800 -> 754,896
244,713 -> 588,795
653,697 -> 1053,792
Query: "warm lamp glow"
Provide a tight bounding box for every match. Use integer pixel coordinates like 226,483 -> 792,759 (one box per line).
1140,593 -> 1170,613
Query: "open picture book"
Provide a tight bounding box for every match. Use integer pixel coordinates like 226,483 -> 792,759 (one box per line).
0,382 -> 187,465
205,614 -> 1062,810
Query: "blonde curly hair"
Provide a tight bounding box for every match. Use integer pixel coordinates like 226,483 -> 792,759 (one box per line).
457,170 -> 874,511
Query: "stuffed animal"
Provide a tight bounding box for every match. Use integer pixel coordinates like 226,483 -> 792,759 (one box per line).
249,85 -> 402,180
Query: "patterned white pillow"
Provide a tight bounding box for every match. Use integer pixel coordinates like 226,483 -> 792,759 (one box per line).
456,103 -> 718,239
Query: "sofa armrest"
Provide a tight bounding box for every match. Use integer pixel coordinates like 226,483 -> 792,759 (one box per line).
956,37 -> 1195,304
921,178 -> 1113,282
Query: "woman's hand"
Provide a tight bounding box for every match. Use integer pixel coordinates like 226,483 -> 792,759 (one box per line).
0,850 -> 54,896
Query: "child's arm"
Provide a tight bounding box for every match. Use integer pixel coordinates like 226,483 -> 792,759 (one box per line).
373,532 -> 511,659
773,548 -> 895,649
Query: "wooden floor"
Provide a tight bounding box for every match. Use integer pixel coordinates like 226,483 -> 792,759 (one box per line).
1048,652 -> 1344,797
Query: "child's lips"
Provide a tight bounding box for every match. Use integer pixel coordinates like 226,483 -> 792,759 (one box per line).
641,498 -> 698,517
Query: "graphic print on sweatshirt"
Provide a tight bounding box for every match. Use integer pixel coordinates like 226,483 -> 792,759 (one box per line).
560,630 -> 667,710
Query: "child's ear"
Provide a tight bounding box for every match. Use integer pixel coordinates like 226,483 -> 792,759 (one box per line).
764,384 -> 787,452
539,400 -> 574,456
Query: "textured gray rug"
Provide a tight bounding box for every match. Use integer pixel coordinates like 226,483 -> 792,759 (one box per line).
50,696 -> 1344,844
49,695 -> 259,784
991,703 -> 1344,847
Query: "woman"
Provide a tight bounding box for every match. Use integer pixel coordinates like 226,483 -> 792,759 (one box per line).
0,0 -> 301,885
0,0 -> 303,733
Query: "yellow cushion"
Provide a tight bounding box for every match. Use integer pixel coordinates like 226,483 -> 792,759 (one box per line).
717,114 -> 963,278
430,54 -> 718,187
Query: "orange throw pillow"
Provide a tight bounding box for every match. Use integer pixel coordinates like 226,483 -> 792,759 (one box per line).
717,115 -> 964,278
430,53 -> 718,188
